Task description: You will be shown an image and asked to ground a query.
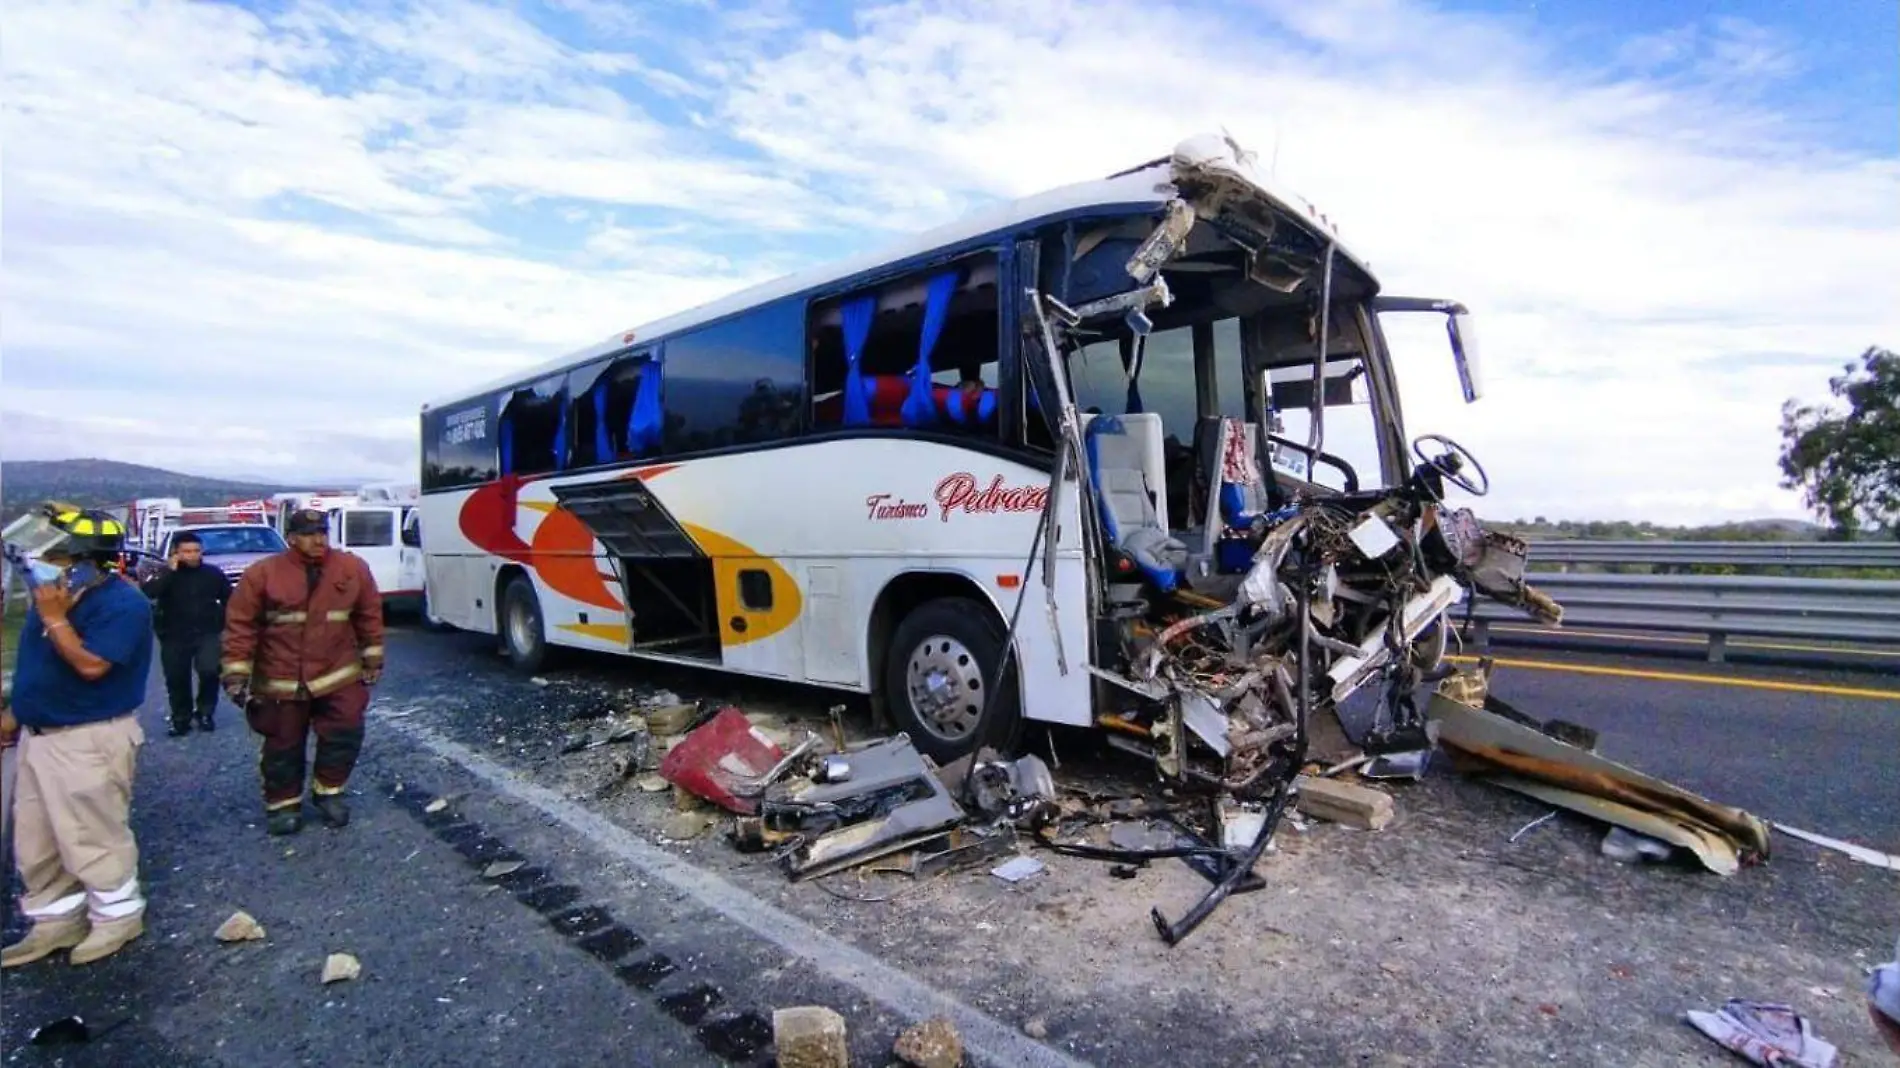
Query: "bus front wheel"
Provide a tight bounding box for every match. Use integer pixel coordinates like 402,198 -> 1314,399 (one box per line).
884,597 -> 1022,764
500,576 -> 548,675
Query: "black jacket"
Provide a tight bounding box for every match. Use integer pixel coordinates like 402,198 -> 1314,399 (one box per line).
143,564 -> 233,643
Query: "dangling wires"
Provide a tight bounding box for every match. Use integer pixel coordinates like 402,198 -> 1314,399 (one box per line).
1150,522 -> 1315,947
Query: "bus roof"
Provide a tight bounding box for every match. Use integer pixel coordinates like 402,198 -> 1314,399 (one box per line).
424,133 -> 1371,411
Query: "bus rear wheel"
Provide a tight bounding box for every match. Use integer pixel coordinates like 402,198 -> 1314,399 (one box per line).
500,575 -> 548,674
884,597 -> 1021,764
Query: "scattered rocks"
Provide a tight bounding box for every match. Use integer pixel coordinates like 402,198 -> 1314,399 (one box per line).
662,812 -> 713,841
483,860 -> 526,880
773,1005 -> 848,1068
646,703 -> 698,736
894,1016 -> 963,1068
1023,1016 -> 1049,1040
214,911 -> 266,942
673,786 -> 707,812
636,774 -> 670,793
321,953 -> 362,984
424,799 -> 448,814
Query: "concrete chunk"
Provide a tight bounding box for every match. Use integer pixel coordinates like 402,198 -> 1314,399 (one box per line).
214,910 -> 265,942
894,1016 -> 963,1068
773,1005 -> 848,1068
320,952 -> 361,984
1293,776 -> 1394,831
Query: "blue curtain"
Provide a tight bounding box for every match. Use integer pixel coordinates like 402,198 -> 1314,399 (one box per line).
499,413 -> 515,475
628,353 -> 664,455
592,382 -> 611,464
840,295 -> 876,426
902,270 -> 959,427
552,396 -> 568,469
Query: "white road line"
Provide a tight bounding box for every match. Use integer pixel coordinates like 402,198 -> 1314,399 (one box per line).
380,715 -> 1095,1068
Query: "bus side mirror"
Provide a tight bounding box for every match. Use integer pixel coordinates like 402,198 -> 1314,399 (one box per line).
1448,310 -> 1482,403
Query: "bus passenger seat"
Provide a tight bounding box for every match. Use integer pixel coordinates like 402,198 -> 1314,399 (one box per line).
1085,416 -> 1188,592
942,383 -> 998,429
864,375 -> 911,426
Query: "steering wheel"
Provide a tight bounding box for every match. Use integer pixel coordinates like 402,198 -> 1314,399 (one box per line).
1411,434 -> 1489,497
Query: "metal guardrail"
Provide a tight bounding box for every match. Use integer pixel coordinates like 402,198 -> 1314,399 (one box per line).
1524,539 -> 1900,569
1454,543 -> 1900,663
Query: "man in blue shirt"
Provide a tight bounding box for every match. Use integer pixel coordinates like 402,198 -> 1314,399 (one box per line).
0,505 -> 152,968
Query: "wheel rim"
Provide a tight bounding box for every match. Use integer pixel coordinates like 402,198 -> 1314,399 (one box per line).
904,634 -> 986,742
507,595 -> 536,655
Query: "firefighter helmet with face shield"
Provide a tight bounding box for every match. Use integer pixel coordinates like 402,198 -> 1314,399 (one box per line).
2,502 -> 128,564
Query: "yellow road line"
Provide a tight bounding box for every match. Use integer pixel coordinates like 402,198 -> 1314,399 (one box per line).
1444,654 -> 1900,701
1471,623 -> 1900,660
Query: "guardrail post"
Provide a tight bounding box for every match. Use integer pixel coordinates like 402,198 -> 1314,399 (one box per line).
1707,632 -> 1728,665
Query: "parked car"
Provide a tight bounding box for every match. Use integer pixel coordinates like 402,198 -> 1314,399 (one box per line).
133,523 -> 288,586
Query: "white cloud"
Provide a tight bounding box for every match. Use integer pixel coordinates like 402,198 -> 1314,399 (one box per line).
2,0 -> 1894,525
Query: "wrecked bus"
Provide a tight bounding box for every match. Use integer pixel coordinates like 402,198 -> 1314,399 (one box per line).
417,133 -> 1560,814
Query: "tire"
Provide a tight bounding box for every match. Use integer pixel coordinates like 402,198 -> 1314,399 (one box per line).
1410,613 -> 1449,673
500,575 -> 547,674
883,596 -> 1022,764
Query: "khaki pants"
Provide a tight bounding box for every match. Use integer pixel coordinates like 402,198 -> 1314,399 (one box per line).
13,714 -> 145,925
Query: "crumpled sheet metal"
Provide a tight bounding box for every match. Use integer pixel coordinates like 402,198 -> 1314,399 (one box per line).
1426,683 -> 1771,874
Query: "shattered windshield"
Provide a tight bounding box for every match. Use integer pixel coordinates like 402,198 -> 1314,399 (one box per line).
1063,305 -> 1392,512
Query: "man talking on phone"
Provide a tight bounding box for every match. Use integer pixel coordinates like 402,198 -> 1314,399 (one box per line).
0,504 -> 151,968
142,531 -> 231,736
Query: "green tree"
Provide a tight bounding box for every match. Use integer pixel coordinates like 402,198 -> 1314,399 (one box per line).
1779,346 -> 1900,539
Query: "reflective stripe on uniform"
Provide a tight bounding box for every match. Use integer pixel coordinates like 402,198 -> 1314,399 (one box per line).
262,662 -> 363,699
24,892 -> 86,920
361,645 -> 384,660
307,663 -> 362,694
266,797 -> 302,812
89,877 -> 144,920
222,660 -> 253,676
312,782 -> 345,796
324,610 -> 351,623
266,610 -> 309,625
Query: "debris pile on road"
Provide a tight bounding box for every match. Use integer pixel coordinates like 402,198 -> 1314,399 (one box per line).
1684,998 -> 1838,1068
1426,659 -> 1772,875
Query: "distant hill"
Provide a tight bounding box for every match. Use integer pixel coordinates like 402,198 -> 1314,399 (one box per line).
0,459 -> 350,524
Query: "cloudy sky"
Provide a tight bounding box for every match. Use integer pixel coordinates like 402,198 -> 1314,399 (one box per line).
3,0 -> 1895,524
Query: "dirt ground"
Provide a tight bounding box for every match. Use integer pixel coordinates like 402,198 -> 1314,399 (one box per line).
382,643 -> 1900,1067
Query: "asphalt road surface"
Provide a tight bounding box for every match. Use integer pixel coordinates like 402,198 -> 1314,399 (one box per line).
2,624 -> 1896,1066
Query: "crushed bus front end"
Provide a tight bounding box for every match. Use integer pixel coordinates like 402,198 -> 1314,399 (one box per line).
1023,134 -> 1564,839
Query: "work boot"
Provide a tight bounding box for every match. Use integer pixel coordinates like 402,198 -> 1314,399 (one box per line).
312,793 -> 350,828
267,809 -> 303,836
1,919 -> 89,968
167,719 -> 192,737
196,712 -> 216,732
69,914 -> 144,965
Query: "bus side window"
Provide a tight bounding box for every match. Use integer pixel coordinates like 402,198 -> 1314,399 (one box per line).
571,355 -> 658,466
809,252 -> 1000,437
498,375 -> 567,476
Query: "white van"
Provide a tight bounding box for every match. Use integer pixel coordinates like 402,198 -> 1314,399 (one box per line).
268,489 -> 427,615
329,498 -> 426,615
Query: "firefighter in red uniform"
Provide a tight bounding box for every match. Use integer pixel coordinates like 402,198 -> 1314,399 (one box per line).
220,508 -> 385,835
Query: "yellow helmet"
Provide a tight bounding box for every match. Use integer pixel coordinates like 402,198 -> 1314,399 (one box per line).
29,501 -> 127,560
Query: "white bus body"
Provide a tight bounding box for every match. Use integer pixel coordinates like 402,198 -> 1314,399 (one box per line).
416,133 -> 1534,771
